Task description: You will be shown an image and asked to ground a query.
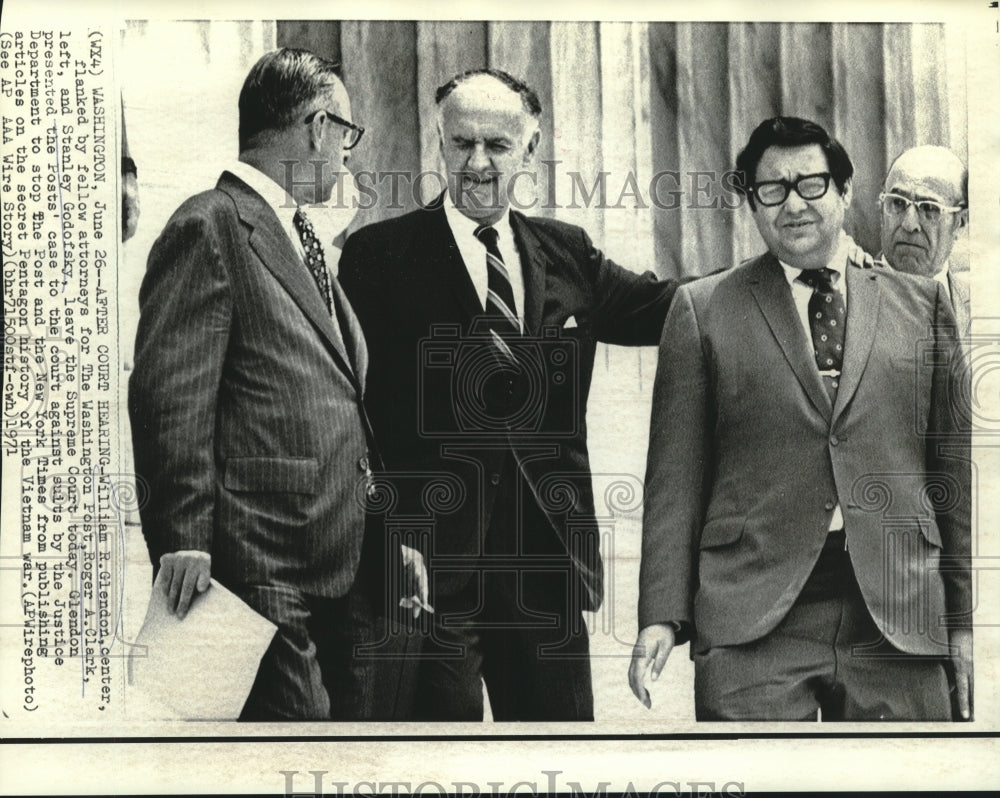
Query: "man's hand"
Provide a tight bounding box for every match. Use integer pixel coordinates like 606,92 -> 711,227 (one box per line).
951,628 -> 974,720
157,550 -> 211,619
628,623 -> 676,709
122,172 -> 140,242
398,544 -> 433,618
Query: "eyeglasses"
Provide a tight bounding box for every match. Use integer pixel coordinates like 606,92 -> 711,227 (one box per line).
750,172 -> 832,207
878,192 -> 964,224
304,108 -> 365,150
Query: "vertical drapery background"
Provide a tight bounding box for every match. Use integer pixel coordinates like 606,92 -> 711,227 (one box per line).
277,20 -> 967,278
121,20 -> 966,343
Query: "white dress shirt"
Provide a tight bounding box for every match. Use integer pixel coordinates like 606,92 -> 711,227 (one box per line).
228,161 -> 344,272
778,233 -> 852,532
443,194 -> 526,331
778,233 -> 851,345
934,262 -> 952,304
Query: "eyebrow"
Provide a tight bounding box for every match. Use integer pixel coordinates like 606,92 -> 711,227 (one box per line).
755,171 -> 825,184
451,135 -> 512,143
885,186 -> 953,204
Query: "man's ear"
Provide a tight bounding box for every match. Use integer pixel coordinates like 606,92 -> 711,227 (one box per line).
307,111 -> 326,152
840,177 -> 853,209
522,127 -> 541,166
954,207 -> 969,234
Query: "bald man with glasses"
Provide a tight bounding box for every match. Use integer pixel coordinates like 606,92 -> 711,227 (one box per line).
631,117 -> 972,722
879,145 -> 970,343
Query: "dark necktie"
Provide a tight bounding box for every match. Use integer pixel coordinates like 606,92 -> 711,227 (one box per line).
797,267 -> 846,401
292,207 -> 364,383
473,224 -> 520,358
293,207 -> 335,317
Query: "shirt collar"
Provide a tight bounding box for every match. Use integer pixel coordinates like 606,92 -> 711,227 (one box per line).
228,160 -> 297,228
779,232 -> 851,289
934,261 -> 952,298
443,191 -> 513,241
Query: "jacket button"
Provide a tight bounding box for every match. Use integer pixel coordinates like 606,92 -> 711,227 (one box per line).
829,435 -> 839,446
359,455 -> 369,472
490,473 -> 501,486
824,500 -> 835,511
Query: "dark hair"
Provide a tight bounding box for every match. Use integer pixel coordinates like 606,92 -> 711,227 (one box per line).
239,48 -> 343,152
435,68 -> 542,117
735,116 -> 854,209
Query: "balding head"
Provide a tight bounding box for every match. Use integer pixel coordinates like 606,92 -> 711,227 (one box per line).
435,69 -> 542,224
880,145 -> 968,278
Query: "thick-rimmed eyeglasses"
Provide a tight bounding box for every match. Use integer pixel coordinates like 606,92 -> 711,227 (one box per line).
751,172 -> 832,207
878,192 -> 964,224
304,108 -> 365,150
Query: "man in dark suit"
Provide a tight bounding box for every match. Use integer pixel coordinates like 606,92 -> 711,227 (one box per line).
879,145 -> 970,342
630,117 -> 972,721
128,48 -> 427,720
339,69 -> 678,720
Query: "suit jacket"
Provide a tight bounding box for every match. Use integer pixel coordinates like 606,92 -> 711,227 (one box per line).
639,251 -> 971,656
129,171 -> 377,598
880,255 -> 972,351
949,269 -> 971,344
339,197 -> 678,610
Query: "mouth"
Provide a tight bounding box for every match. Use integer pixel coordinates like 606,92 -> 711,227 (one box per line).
893,241 -> 926,252
460,172 -> 498,188
782,219 -> 814,231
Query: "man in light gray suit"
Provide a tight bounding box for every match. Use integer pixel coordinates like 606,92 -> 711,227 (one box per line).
630,117 -> 972,721
879,145 -> 970,341
129,48 -> 427,720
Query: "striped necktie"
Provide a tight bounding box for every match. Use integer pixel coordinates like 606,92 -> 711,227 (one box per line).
473,224 -> 520,358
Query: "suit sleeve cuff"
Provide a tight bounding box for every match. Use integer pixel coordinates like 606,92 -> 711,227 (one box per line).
666,620 -> 692,646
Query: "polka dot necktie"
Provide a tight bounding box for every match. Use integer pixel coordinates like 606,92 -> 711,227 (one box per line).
293,207 -> 335,317
797,267 -> 845,402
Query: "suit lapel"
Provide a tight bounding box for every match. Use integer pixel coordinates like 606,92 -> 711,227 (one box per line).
330,274 -> 368,391
748,254 -> 832,419
509,211 -> 551,336
832,264 -> 880,423
421,196 -> 484,323
948,270 -> 972,340
217,172 -> 358,388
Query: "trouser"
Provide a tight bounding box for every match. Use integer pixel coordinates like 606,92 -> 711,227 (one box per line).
410,570 -> 594,721
235,579 -> 418,721
694,530 -> 952,721
236,519 -> 420,721
410,453 -> 594,721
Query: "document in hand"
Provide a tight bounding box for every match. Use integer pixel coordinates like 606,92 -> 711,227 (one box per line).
129,578 -> 277,720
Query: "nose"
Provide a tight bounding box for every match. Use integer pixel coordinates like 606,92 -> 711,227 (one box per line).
900,203 -> 922,232
466,143 -> 491,172
784,188 -> 808,213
